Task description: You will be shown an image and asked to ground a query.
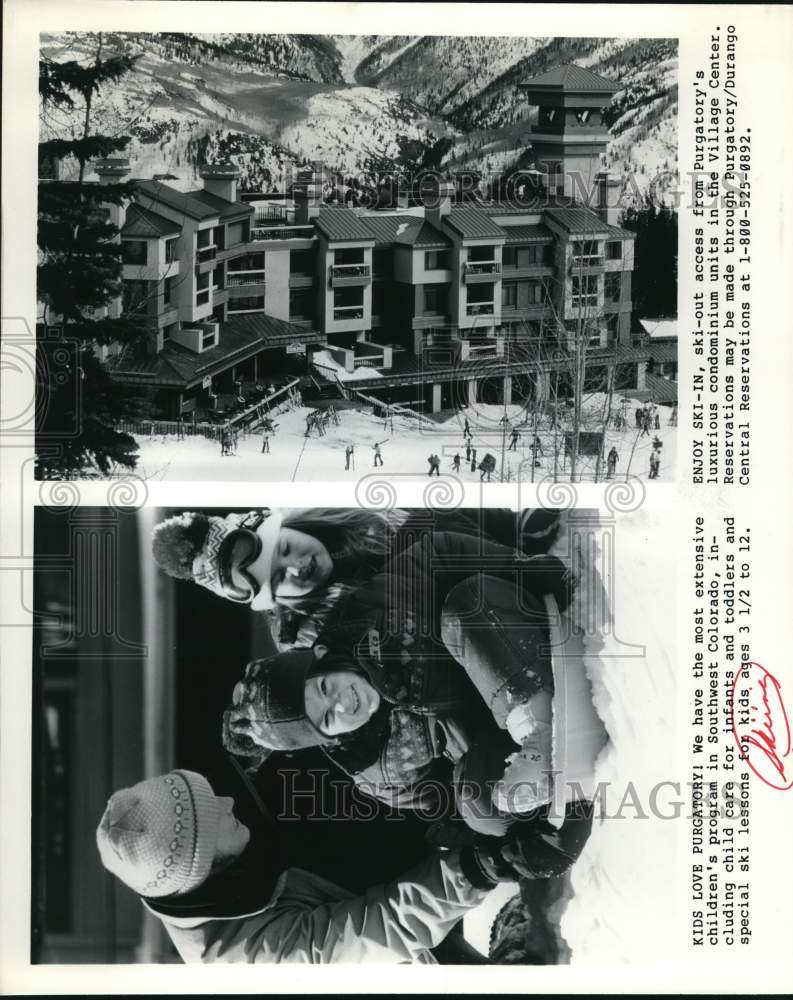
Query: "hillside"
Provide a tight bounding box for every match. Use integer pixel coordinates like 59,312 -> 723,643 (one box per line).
355,35 -> 678,202
40,32 -> 677,205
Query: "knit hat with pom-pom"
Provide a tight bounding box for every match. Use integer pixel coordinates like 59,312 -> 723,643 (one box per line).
152,512 -> 213,581
96,770 -> 220,898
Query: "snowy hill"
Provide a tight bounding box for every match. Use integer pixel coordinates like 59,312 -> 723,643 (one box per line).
40,32 -> 677,204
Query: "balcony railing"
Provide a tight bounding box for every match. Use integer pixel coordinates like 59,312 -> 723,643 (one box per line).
254,207 -> 291,224
464,261 -> 501,276
329,263 -> 371,287
251,225 -> 315,241
333,305 -> 365,321
331,263 -> 369,278
466,302 -> 495,316
570,254 -> 603,268
571,295 -> 598,309
227,272 -> 266,287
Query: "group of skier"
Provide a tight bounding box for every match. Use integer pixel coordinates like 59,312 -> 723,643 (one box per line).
305,404 -> 340,438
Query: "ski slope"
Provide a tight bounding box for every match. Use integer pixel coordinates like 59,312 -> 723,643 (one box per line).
129,398 -> 677,483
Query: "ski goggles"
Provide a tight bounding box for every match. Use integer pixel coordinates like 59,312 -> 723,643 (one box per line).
217,511 -> 283,610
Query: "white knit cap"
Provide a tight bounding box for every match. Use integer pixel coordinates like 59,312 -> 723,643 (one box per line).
96,770 -> 220,898
248,512 -> 284,611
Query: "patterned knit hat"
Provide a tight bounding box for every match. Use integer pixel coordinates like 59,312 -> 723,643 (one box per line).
96,770 -> 220,898
224,651 -> 328,753
192,511 -> 283,610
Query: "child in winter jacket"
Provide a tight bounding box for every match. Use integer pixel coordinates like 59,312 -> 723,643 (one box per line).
224,532 -> 591,877
152,507 -> 562,651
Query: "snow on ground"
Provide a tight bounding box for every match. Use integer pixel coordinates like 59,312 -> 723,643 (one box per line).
312,353 -> 384,381
129,396 -> 677,483
464,505 -> 676,959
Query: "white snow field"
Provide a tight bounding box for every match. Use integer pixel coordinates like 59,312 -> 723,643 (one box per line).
559,504 -> 676,963
128,397 -> 677,483
463,504 -> 676,959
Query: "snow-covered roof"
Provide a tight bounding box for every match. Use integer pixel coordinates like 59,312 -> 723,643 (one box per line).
639,318 -> 678,341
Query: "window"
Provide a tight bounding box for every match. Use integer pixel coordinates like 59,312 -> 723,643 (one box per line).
122,279 -> 150,315
528,282 -> 545,305
589,328 -> 603,347
163,276 -> 176,307
372,283 -> 389,315
572,240 -> 599,260
122,240 -> 148,265
530,244 -> 551,266
571,275 -> 598,307
228,252 -> 264,273
213,263 -> 225,291
372,249 -> 392,277
201,329 -> 217,350
213,226 -> 226,251
334,248 -> 364,266
604,272 -> 621,302
502,247 -> 517,268
196,271 -> 210,306
423,285 -> 446,315
162,322 -> 177,341
334,287 -> 364,308
228,295 -> 265,313
501,283 -> 517,308
290,249 -> 314,274
607,241 -> 622,260
165,238 -> 179,263
227,220 -> 247,246
575,109 -> 592,125
289,290 -> 313,320
468,245 -> 496,263
197,229 -> 214,249
606,314 -> 619,342
425,250 -> 450,270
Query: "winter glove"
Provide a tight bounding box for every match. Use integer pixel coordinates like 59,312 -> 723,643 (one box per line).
521,555 -> 577,613
500,800 -> 594,880
459,836 -> 518,890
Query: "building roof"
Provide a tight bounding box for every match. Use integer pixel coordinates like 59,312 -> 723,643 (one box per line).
520,64 -> 619,93
444,207 -> 507,240
481,193 -> 581,216
314,207 -> 376,243
185,188 -> 253,221
108,313 -> 322,388
121,204 -> 181,239
396,219 -> 450,248
135,180 -> 222,222
645,341 -> 678,363
639,318 -> 678,340
545,206 -> 634,238
501,224 -> 553,244
632,374 -> 679,404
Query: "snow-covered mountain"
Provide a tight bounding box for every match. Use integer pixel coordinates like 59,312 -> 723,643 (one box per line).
40,32 -> 677,205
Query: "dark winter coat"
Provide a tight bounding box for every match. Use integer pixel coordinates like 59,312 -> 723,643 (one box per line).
275,508 -> 560,650
316,531 -> 561,812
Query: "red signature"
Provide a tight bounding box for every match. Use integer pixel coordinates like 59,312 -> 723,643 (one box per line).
730,662 -> 792,790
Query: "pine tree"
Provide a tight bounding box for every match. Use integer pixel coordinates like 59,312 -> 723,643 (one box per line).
37,34 -> 150,478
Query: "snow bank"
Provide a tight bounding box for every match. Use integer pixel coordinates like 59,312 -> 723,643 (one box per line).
551,507 -> 677,963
